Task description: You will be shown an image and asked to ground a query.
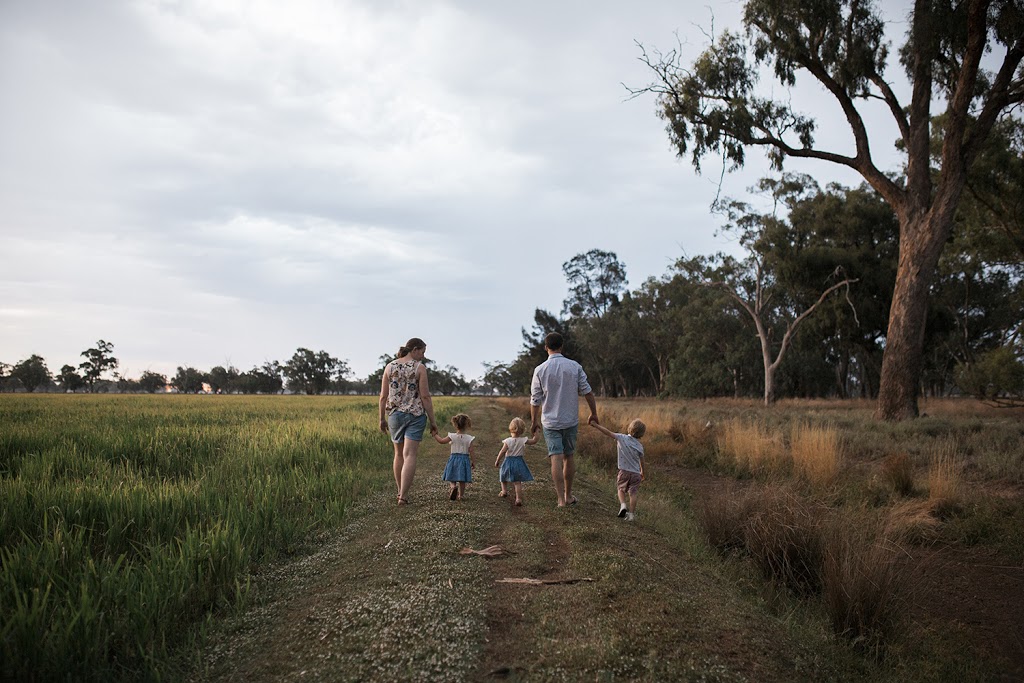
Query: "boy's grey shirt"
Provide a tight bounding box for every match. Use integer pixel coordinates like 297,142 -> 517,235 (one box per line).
614,433 -> 644,474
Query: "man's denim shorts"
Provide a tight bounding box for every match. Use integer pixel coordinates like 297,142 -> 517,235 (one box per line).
388,411 -> 427,443
542,425 -> 578,457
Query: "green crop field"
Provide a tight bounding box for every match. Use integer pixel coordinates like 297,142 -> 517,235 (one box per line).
0,394 -> 467,681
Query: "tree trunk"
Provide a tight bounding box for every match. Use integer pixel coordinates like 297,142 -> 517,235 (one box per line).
877,210 -> 956,420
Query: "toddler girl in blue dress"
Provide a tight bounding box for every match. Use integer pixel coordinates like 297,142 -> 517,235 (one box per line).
494,417 -> 538,507
434,413 -> 475,501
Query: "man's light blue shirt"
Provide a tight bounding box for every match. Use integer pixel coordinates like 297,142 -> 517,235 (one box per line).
530,353 -> 593,429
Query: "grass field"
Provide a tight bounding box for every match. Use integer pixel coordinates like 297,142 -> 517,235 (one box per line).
2,394 -> 1022,681
0,394 -> 468,681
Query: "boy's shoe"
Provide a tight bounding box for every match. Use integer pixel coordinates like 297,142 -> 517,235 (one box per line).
617,504 -> 628,518
624,512 -> 636,522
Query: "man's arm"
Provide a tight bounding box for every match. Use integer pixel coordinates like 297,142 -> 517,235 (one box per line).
587,415 -> 615,440
530,403 -> 542,434
584,392 -> 598,425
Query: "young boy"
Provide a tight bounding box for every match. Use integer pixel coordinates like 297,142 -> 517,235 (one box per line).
588,416 -> 646,521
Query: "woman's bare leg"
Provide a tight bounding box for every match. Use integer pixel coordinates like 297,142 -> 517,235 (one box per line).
397,438 -> 420,501
392,440 -> 404,495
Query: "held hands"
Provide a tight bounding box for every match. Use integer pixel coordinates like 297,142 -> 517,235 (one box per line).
429,422 -> 439,437
587,415 -> 600,426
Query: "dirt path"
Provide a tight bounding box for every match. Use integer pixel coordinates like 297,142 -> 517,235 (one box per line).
190,401 -> 1019,682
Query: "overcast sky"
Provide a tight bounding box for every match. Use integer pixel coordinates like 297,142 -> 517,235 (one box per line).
1,0 -> 911,381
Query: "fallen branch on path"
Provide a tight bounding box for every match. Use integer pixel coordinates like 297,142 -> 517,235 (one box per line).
496,577 -> 595,585
459,545 -> 510,557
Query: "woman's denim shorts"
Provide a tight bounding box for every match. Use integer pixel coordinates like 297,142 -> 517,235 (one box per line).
388,411 -> 427,443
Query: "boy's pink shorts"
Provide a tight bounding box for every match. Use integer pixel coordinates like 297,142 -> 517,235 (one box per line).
616,469 -> 642,495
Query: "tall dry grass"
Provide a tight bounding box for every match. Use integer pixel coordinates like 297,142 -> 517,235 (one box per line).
927,440 -> 964,517
790,422 -> 842,489
822,511 -> 907,656
716,420 -> 787,476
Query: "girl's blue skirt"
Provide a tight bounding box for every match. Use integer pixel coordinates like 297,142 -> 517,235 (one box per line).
442,453 -> 473,483
499,456 -> 534,483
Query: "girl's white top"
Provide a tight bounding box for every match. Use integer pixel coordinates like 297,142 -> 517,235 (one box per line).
503,436 -> 527,457
449,432 -> 474,454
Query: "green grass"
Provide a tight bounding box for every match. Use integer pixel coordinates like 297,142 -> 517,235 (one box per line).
0,394 -> 468,681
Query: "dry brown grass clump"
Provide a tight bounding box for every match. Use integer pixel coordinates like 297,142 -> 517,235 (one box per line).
822,511 -> 907,656
790,422 -> 842,489
717,420 -> 787,475
880,452 -> 916,496
696,487 -> 760,553
927,441 -> 964,518
743,488 -> 825,595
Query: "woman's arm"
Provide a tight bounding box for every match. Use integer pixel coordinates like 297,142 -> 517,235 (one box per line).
378,365 -> 391,433
418,364 -> 438,436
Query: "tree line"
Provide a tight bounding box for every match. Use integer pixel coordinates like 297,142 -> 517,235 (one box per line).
486,167 -> 1023,406
0,343 -> 486,396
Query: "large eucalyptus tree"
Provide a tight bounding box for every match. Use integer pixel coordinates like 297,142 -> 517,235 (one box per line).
634,0 -> 1024,419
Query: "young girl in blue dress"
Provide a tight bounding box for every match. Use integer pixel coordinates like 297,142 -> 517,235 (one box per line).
494,417 -> 538,507
434,413 -> 475,501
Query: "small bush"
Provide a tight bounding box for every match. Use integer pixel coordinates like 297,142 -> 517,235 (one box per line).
881,452 -> 915,497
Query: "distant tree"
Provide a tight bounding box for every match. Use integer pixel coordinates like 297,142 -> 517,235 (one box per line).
283,348 -> 348,395
634,0 -> 1024,419
0,363 -> 14,392
481,361 -> 519,396
57,364 -> 85,393
172,366 -> 207,394
429,363 -> 470,395
79,340 -> 119,393
138,371 -> 168,393
955,345 -> 1024,407
706,179 -> 858,405
237,362 -> 284,394
562,249 -> 628,318
11,354 -> 51,392
207,366 -> 241,394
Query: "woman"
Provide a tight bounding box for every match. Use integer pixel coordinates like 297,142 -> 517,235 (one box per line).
379,337 -> 438,505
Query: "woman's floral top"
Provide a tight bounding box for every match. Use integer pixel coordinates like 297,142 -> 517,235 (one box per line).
386,360 -> 423,415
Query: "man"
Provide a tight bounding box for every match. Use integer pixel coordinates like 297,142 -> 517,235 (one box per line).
530,332 -> 599,507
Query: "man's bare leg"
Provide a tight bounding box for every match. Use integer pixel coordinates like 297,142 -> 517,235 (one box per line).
563,454 -> 576,504
550,454 -> 566,506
